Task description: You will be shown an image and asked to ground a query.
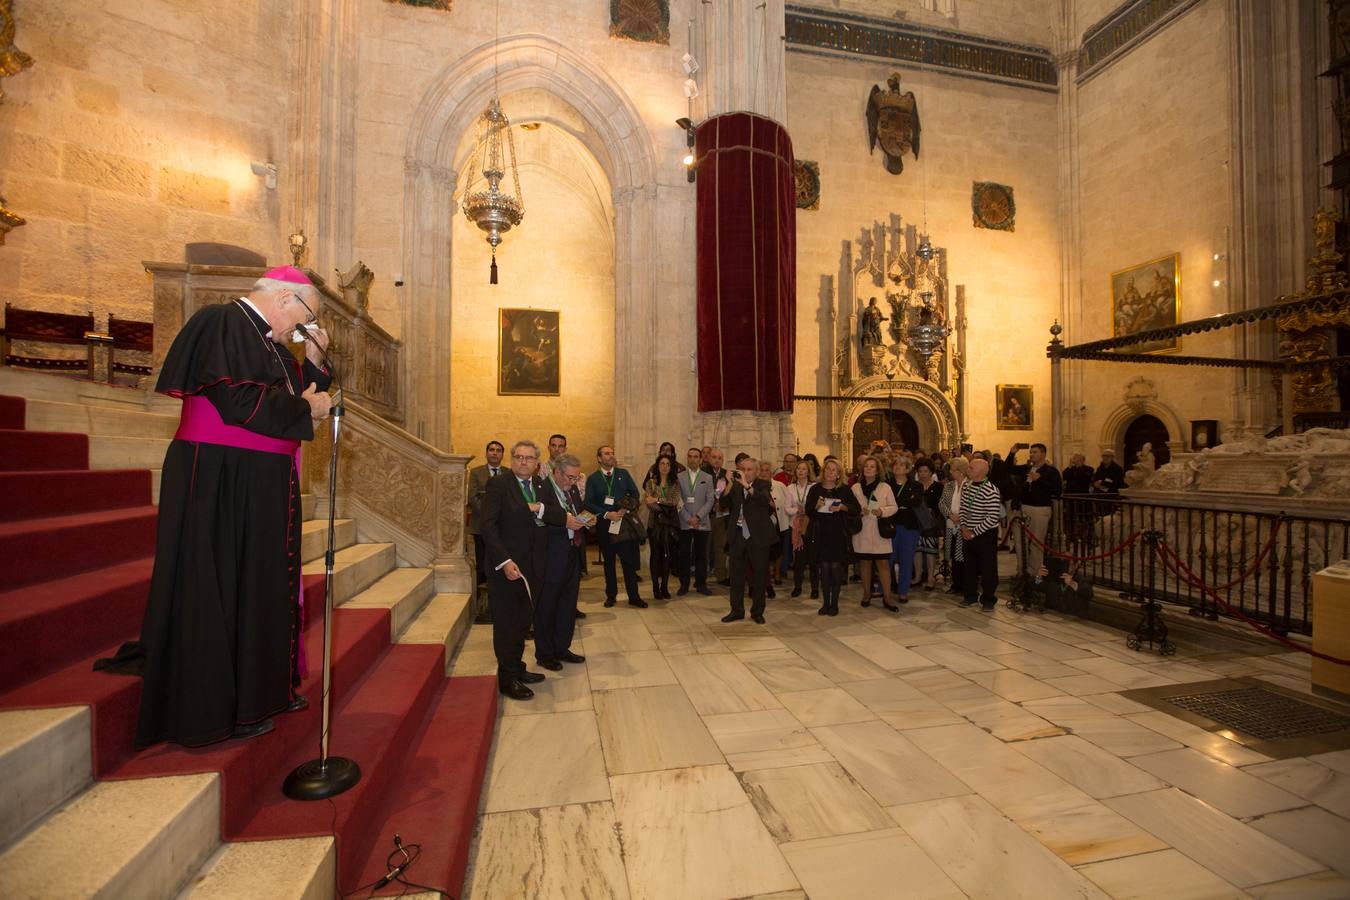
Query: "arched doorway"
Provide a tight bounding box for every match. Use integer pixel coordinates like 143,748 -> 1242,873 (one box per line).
852,408 -> 919,455
1123,414 -> 1171,470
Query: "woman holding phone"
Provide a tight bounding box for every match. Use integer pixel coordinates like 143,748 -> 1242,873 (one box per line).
804,458 -> 859,616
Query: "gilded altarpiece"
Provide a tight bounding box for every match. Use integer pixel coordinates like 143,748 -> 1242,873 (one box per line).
1278,209 -> 1349,420
826,215 -> 966,462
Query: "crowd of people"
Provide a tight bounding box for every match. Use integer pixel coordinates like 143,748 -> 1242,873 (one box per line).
469,433 -> 1121,701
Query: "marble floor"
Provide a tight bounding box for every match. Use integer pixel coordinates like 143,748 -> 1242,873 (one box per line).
453,567 -> 1350,899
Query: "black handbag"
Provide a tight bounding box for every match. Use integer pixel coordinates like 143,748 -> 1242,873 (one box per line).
877,514 -> 897,540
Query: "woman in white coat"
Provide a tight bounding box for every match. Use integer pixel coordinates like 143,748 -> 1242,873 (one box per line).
852,455 -> 900,612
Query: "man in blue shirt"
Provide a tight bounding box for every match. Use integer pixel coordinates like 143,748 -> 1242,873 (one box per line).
583,445 -> 648,608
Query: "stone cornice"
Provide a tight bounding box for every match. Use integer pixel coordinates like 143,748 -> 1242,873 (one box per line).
1076,0 -> 1202,84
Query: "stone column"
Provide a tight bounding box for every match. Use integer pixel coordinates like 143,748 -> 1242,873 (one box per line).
1053,2 -> 1087,456
690,0 -> 794,464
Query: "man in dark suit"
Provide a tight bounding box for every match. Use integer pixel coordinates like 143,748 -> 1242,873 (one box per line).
535,453 -> 591,670
583,445 -> 647,609
480,439 -> 568,700
467,440 -> 505,591
721,455 -> 777,624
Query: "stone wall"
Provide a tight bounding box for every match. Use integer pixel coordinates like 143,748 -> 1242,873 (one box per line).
786,51 -> 1062,458
0,0 -> 292,322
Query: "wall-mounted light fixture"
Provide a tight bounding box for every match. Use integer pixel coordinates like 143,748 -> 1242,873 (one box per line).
676,117 -> 696,184
250,160 -> 278,190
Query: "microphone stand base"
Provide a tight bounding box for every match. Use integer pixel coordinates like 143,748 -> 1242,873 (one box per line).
283,756 -> 362,801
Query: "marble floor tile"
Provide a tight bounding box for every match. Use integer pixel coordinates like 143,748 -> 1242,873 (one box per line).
652,627 -> 727,656
1245,870 -> 1350,899
1022,697 -> 1184,757
1142,660 -> 1223,683
465,802 -> 629,900
482,711 -> 611,813
812,720 -> 971,807
501,665 -> 593,716
610,765 -> 799,900
702,709 -> 834,771
740,761 -> 893,842
834,633 -> 936,671
993,628 -> 1100,661
1043,673 -> 1127,696
841,678 -> 966,731
778,687 -> 877,727
1246,805 -> 1350,878
1245,758 -> 1350,820
902,667 -> 979,695
667,652 -> 783,715
984,650 -> 1083,679
940,630 -> 1028,657
906,724 -> 1163,864
722,635 -> 789,653
780,634 -> 892,682
586,650 -> 678,691
1076,639 -> 1177,666
1012,734 -> 1166,799
739,649 -> 835,693
1130,748 -> 1306,818
781,828 -> 965,900
1066,655 -> 1179,688
967,668 -> 1066,702
448,624 -> 498,677
866,618 -> 952,646
1105,789 -> 1323,888
593,685 -> 724,775
888,794 -> 1109,899
580,623 -> 658,655
939,693 -> 1065,742
1125,711 -> 1274,766
1082,691 -> 1155,716
1309,749 -> 1350,776
911,642 -> 1006,674
1074,848 -> 1246,900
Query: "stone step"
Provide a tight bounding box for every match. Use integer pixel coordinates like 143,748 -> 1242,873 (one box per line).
24,396 -> 179,440
400,592 -> 474,674
300,517 -> 356,564
178,837 -> 335,900
303,542 -> 397,606
89,434 -> 171,471
340,567 -> 436,642
0,368 -> 174,414
0,773 -> 220,899
300,492 -> 315,521
0,707 -> 91,851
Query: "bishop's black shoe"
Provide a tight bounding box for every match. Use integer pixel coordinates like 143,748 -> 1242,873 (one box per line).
287,695 -> 309,712
559,650 -> 586,664
500,681 -> 534,701
231,719 -> 274,741
519,670 -> 546,684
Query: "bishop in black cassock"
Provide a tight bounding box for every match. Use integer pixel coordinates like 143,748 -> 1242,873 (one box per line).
101,266 -> 333,748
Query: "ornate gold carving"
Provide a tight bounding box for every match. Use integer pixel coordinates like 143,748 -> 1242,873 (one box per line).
1305,208 -> 1348,295
0,195 -> 25,244
0,0 -> 33,104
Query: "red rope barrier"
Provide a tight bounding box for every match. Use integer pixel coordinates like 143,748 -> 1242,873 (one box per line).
1153,540 -> 1350,667
1014,518 -> 1144,562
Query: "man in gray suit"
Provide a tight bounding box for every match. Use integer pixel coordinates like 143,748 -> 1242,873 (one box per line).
676,447 -> 715,596
468,439 -> 506,588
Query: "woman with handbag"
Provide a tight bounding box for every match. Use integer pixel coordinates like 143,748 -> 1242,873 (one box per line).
913,458 -> 944,589
642,455 -> 680,600
939,456 -> 970,595
787,460 -> 818,598
888,456 -> 923,604
805,458 -> 859,616
852,456 -> 900,612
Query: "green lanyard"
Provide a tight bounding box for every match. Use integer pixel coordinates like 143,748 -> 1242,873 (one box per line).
602,470 -> 615,497
519,478 -> 536,503
686,471 -> 698,494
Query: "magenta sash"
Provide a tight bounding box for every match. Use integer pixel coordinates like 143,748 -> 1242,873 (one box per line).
175,394 -> 309,679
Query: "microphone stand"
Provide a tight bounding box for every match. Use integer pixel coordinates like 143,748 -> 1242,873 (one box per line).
284,328 -> 361,801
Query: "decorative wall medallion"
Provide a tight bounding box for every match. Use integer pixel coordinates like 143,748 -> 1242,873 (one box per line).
384,0 -> 452,9
866,73 -> 921,175
0,0 -> 35,104
972,181 -> 1015,232
794,160 -> 820,210
610,0 -> 670,44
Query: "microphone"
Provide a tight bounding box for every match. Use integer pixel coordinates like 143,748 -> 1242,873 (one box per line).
373,834 -> 409,890
294,324 -> 343,412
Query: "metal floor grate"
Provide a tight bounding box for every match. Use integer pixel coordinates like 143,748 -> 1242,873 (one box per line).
1166,687 -> 1350,742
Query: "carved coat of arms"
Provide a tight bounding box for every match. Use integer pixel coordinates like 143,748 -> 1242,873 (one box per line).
866,73 -> 921,176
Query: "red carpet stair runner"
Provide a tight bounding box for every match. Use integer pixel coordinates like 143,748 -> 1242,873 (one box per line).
0,392 -> 496,897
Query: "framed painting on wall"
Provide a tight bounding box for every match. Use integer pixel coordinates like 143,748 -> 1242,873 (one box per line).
498,308 -> 560,396
996,384 -> 1033,431
1111,252 -> 1180,353
1190,419 -> 1220,451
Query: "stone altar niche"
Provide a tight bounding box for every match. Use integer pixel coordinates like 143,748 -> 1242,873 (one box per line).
827,213 -> 964,455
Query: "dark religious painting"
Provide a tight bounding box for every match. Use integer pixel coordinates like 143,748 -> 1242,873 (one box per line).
866,73 -> 921,175
1190,419 -> 1220,451
499,308 -> 560,396
794,160 -> 820,210
384,0 -> 452,10
972,182 -> 1015,232
610,0 -> 670,43
996,384 -> 1033,431
1111,253 -> 1180,353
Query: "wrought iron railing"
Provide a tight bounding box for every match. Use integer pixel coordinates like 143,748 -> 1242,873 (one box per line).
1047,494 -> 1349,637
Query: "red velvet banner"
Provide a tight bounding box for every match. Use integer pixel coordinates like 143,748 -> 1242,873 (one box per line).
695,113 -> 796,413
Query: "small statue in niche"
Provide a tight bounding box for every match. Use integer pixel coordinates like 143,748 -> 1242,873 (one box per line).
866,73 -> 921,175
858,297 -> 887,376
886,292 -> 907,343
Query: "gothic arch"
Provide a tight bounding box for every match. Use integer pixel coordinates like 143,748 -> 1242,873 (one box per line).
400,34 -> 658,451
837,375 -> 959,462
1099,400 -> 1187,458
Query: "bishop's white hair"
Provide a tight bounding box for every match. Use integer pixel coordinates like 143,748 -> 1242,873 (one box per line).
252,277 -> 320,304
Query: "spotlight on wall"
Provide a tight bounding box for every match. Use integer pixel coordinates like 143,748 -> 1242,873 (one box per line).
250,160 -> 278,190
682,78 -> 699,99
676,117 -> 697,184
681,52 -> 700,76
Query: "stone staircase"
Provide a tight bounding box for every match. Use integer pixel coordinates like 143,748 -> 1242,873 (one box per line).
0,369 -> 477,898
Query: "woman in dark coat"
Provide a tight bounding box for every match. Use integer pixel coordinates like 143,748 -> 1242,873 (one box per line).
642,454 -> 681,599
805,458 -> 861,616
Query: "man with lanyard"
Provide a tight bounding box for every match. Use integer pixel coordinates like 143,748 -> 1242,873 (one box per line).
467,440 -> 506,593
676,447 -> 714,596
533,453 -> 592,671
541,432 -> 587,591
583,446 -> 647,608
100,266 -> 333,748
703,448 -> 731,586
